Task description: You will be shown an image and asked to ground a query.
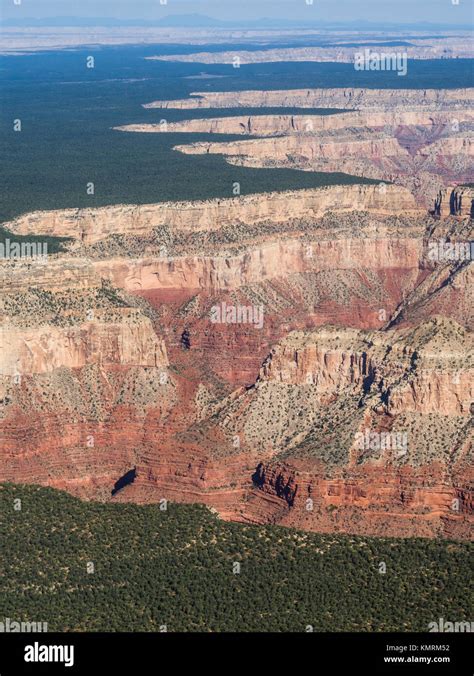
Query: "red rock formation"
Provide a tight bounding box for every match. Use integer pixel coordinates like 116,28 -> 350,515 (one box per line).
0,194 -> 472,541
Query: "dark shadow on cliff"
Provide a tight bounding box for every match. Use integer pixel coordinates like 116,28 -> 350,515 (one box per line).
111,468 -> 137,496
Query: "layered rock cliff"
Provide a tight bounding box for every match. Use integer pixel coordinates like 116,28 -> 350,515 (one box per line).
0,312 -> 167,376
4,184 -> 420,245
173,135 -> 473,203
122,89 -> 474,205
116,110 -> 474,137
434,186 -> 474,218
0,194 -> 472,539
144,87 -> 474,111
111,317 -> 473,539
258,320 -> 473,416
2,32 -> 473,545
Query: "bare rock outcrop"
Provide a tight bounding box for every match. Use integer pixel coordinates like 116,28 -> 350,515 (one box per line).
116,109 -> 474,137
0,312 -> 167,376
433,186 -> 474,218
4,184 -> 420,245
122,91 -> 474,205
144,87 -> 474,111
258,320 -> 473,416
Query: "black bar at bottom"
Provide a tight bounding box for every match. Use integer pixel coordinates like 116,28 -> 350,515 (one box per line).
0,632 -> 471,675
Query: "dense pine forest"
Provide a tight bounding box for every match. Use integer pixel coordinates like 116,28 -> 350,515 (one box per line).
0,484 -> 471,632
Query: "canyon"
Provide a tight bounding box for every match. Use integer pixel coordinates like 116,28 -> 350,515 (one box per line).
120,88 -> 474,205
1,38 -> 472,543
0,185 -> 472,540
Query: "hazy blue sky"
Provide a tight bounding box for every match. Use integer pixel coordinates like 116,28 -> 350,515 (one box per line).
2,0 -> 473,25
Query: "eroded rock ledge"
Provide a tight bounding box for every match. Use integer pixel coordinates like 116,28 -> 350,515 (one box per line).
144,87 -> 474,111
4,184 -> 420,245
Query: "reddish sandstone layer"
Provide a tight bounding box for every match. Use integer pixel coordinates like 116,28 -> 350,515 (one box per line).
1,307 -> 471,539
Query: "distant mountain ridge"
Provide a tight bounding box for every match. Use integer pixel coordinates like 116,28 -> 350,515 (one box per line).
1,14 -> 469,31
